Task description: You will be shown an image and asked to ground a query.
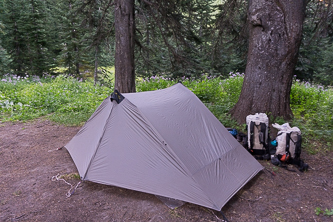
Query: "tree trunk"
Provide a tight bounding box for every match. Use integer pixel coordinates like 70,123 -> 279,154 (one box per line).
75,45 -> 80,76
114,0 -> 136,93
230,0 -> 305,124
94,45 -> 99,86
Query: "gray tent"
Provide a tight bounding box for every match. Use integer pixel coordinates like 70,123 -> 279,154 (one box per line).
65,83 -> 263,211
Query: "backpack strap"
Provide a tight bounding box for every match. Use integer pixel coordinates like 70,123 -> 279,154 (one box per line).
249,121 -> 255,150
289,134 -> 308,172
294,134 -> 302,159
259,122 -> 270,155
289,132 -> 302,160
285,132 -> 291,155
259,122 -> 266,145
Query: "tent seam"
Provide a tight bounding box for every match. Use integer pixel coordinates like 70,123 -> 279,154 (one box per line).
124,99 -> 193,177
82,99 -> 115,180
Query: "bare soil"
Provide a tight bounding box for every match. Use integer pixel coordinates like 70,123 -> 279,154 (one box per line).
0,119 -> 332,222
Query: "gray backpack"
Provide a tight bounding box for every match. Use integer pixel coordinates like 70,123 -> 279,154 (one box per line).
246,113 -> 269,157
272,123 -> 302,162
271,123 -> 308,172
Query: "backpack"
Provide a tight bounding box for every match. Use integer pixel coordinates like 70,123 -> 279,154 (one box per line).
246,113 -> 269,159
271,123 -> 308,172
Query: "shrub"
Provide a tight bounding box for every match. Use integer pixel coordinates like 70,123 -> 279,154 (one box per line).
0,74 -> 111,125
1,72 -> 332,153
290,80 -> 333,151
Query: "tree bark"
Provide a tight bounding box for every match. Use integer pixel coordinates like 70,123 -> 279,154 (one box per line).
94,45 -> 99,86
230,0 -> 305,124
114,0 -> 136,93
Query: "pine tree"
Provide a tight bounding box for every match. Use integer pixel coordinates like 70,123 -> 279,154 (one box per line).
1,0 -> 27,75
1,0 -> 59,76
54,0 -> 87,76
77,0 -> 115,84
23,0 -> 56,75
135,0 -> 218,79
0,9 -> 11,73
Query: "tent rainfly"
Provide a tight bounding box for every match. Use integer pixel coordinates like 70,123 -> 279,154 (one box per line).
65,83 -> 263,211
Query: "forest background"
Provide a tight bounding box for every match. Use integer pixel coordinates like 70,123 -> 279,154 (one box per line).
1,0 -> 333,85
0,0 -> 332,152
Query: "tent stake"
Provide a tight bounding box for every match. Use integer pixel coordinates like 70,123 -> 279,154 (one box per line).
219,210 -> 229,222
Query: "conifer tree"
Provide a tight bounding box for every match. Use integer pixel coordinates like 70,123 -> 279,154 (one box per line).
1,0 -> 27,75
23,0 -> 56,75
77,0 -> 115,84
0,0 -> 58,76
54,0 -> 87,76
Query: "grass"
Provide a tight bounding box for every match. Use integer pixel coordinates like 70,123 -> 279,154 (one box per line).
1,72 -> 332,153
0,74 -> 110,125
315,207 -> 333,216
60,173 -> 81,180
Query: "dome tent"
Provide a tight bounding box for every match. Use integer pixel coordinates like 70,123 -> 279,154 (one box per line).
65,83 -> 263,211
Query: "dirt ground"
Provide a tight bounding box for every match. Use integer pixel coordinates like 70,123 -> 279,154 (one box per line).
0,119 -> 332,222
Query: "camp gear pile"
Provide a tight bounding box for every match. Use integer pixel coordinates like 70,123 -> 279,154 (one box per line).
230,113 -> 309,172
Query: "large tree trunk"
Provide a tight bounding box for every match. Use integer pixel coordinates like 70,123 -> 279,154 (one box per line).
114,0 -> 136,93
230,0 -> 305,124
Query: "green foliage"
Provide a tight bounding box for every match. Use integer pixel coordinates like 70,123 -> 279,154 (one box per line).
136,76 -> 177,92
295,1 -> 333,85
315,207 -> 333,216
54,0 -> 88,76
314,40 -> 333,86
212,0 -> 248,76
0,0 -> 58,76
0,0 -> 332,86
216,72 -> 244,110
97,66 -> 115,88
0,43 -> 11,73
1,73 -> 332,155
204,73 -> 244,129
59,172 -> 80,180
134,0 -> 246,79
0,74 -> 111,125
290,80 -> 333,150
0,0 -> 115,77
0,20 -> 11,73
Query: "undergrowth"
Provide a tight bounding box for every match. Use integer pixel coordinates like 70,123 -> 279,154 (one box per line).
1,72 -> 332,152
290,80 -> 333,152
0,74 -> 110,125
